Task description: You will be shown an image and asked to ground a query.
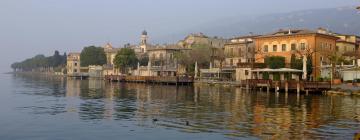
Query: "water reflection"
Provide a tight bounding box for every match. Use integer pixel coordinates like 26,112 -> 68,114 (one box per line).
12,74 -> 360,139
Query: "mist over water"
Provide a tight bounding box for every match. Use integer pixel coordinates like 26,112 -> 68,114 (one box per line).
0,73 -> 359,139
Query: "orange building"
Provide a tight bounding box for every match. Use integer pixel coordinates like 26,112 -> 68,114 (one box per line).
254,29 -> 338,79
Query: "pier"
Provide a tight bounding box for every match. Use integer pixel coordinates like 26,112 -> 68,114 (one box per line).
104,75 -> 194,85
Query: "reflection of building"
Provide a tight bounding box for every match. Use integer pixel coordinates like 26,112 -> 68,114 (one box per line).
67,53 -> 81,75
254,28 -> 339,78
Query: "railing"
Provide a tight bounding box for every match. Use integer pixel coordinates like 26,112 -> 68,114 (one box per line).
303,81 -> 331,89
104,75 -> 194,84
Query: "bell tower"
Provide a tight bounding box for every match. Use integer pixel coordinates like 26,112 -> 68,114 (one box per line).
141,30 -> 148,45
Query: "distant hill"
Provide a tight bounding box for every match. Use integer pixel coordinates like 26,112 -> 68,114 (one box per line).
156,7 -> 360,42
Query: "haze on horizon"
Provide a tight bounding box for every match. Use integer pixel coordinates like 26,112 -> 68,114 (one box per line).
0,0 -> 359,73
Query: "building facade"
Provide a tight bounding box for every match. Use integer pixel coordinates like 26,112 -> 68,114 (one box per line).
143,45 -> 189,76
254,29 -> 339,79
67,53 -> 81,75
224,35 -> 258,67
103,43 -> 120,66
178,33 -> 229,48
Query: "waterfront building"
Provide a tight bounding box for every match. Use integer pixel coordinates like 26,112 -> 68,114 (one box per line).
103,43 -> 120,66
177,33 -> 229,69
224,35 -> 258,67
177,33 -> 229,49
67,53 -> 81,75
254,28 -> 339,80
199,35 -> 259,81
133,45 -> 190,76
335,34 -> 359,53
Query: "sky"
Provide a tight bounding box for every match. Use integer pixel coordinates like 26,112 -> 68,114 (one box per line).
0,0 -> 359,72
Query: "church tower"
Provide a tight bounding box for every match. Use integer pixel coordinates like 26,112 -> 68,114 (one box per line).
141,30 -> 148,45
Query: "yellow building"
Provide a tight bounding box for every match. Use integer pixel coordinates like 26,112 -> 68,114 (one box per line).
335,34 -> 359,59
254,29 -> 339,79
67,53 -> 81,75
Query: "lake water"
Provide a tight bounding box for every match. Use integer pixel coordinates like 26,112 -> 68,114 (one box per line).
0,73 -> 359,140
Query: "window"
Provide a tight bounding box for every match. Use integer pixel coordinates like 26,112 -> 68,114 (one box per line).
248,47 -> 251,52
335,46 -> 339,51
264,45 -> 268,52
273,45 -> 277,52
74,63 -> 77,66
245,70 -> 249,76
291,44 -> 296,50
300,43 -> 306,50
159,53 -> 164,60
230,48 -> 234,56
282,44 -> 286,51
238,48 -> 241,56
74,69 -> 77,73
230,59 -> 233,66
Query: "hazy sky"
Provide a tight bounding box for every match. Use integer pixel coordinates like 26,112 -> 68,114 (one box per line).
0,0 -> 359,72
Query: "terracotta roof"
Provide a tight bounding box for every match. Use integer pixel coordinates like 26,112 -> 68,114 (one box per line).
68,52 -> 80,56
336,39 -> 357,45
254,29 -> 338,39
147,44 -> 190,51
230,35 -> 260,40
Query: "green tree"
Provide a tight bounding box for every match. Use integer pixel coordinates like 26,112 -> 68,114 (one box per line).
113,48 -> 138,74
306,56 -> 313,80
175,44 -> 212,74
290,54 -> 303,70
138,54 -> 149,66
265,56 -> 285,69
80,46 -> 107,67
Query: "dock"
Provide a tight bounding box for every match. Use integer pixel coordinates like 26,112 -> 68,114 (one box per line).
104,75 -> 194,85
242,79 -> 331,93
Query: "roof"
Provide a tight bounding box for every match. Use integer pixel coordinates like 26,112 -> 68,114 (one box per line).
336,39 -> 357,45
230,35 -> 260,40
147,44 -> 190,51
68,52 -> 80,56
251,68 -> 303,73
254,29 -> 339,40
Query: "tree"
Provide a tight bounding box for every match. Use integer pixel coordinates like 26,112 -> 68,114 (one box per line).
290,54 -> 303,70
306,56 -> 313,80
327,54 -> 345,79
80,46 -> 107,67
138,54 -> 149,66
175,44 -> 213,74
264,56 -> 285,69
113,48 -> 138,74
